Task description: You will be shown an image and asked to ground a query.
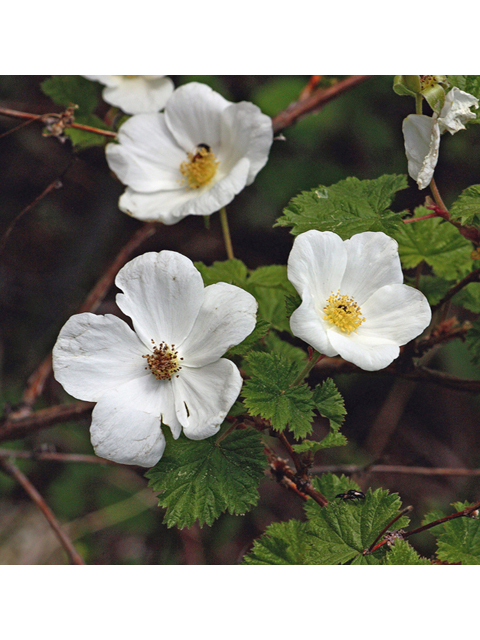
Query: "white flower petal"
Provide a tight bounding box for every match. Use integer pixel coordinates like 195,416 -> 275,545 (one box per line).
438,87 -> 479,135
403,114 -> 440,189
115,251 -> 204,348
360,283 -> 432,343
90,390 -> 166,467
85,75 -> 174,114
327,330 -> 400,371
164,82 -> 231,152
340,232 -> 403,304
180,282 -> 257,366
52,312 -> 147,401
219,102 -> 273,183
118,158 -> 251,223
106,114 -> 185,192
289,289 -> 338,357
172,359 -> 243,440
287,230 -> 347,302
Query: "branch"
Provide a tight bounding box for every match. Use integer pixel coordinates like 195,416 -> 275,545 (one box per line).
0,401 -> 93,443
0,447 -> 115,465
311,463 -> 480,477
271,75 -> 372,134
0,457 -> 85,564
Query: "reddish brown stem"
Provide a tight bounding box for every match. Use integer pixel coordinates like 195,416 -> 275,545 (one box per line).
16,221 -> 158,412
0,401 -> 94,443
0,106 -> 116,138
272,75 -> 372,134
0,457 -> 85,564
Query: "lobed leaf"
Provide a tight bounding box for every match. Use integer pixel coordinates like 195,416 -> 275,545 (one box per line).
382,539 -> 430,565
435,502 -> 480,565
449,184 -> 480,227
145,427 -> 266,529
275,174 -> 407,238
41,75 -> 100,117
242,519 -> 310,565
242,351 -> 315,438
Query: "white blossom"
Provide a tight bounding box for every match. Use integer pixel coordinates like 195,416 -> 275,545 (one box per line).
105,82 -> 273,225
287,230 -> 431,371
52,251 -> 257,467
84,75 -> 174,114
403,87 -> 478,189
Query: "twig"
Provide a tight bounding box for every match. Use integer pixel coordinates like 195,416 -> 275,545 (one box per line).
0,447 -> 116,465
16,221 -> 158,413
311,463 -> 480,477
0,457 -> 85,564
272,75 -> 372,134
431,266 -> 480,313
0,401 -> 94,443
363,505 -> 413,555
0,106 -> 116,138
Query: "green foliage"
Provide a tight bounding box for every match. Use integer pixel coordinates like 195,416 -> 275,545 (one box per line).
465,318 -> 480,364
435,503 -> 480,564
275,174 -> 408,238
382,540 -> 430,565
447,75 -> 480,122
196,259 -> 296,332
292,379 -> 347,453
40,75 -> 112,148
145,427 -> 266,529
242,351 -> 315,438
242,519 -> 310,565
305,479 -> 410,565
393,213 -> 473,280
449,185 -> 480,227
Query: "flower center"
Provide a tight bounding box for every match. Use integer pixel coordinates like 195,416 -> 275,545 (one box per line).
179,143 -> 219,189
143,340 -> 183,380
323,290 -> 365,334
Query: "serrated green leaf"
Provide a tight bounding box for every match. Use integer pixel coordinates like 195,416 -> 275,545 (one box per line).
195,259 -> 248,287
145,428 -> 266,529
453,282 -> 480,313
242,351 -> 315,438
65,114 -> 113,149
435,502 -> 480,565
41,75 -> 100,117
382,539 -> 430,565
292,380 -> 347,453
275,174 -> 407,238
227,318 -> 270,357
450,184 -> 480,227
392,214 -> 473,280
305,479 -> 410,565
313,378 -> 346,430
242,519 -> 309,565
465,318 -> 480,364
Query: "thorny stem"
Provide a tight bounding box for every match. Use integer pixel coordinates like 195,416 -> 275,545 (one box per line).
0,457 -> 85,564
219,206 -> 235,260
363,506 -> 413,555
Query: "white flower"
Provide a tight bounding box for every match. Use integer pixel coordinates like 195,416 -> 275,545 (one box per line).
52,251 -> 257,467
287,230 -> 431,371
403,87 -> 478,189
105,82 -> 274,225
84,75 -> 174,114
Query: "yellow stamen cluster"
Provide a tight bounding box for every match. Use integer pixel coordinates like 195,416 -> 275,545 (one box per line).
179,143 -> 219,189
323,290 -> 365,334
143,339 -> 183,380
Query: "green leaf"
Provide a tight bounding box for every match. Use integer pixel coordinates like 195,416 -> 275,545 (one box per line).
242,519 -> 310,565
145,427 -> 266,529
449,184 -> 480,227
305,479 -> 410,565
41,75 -> 100,117
242,351 -> 315,438
465,318 -> 480,364
382,539 -> 430,565
64,114 -> 113,149
275,174 -> 408,238
292,379 -> 348,453
435,502 -> 480,565
195,260 -> 296,332
392,214 -> 473,280
453,282 -> 480,313
227,318 -> 270,357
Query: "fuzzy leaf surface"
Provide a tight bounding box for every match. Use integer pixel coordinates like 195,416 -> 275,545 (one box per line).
275,174 -> 407,238
393,214 -> 473,280
41,75 -> 100,117
242,519 -> 310,565
305,478 -> 410,565
242,351 -> 315,438
145,428 -> 266,529
382,540 -> 430,565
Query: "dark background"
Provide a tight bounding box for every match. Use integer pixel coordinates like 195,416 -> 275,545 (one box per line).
1,75 -> 479,563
